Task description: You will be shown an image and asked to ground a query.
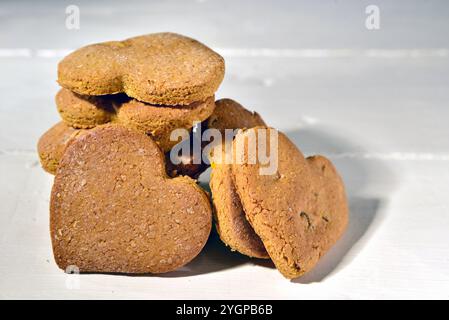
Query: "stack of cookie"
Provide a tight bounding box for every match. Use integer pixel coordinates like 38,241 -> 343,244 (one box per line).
38,33 -> 224,177
37,33 -> 348,279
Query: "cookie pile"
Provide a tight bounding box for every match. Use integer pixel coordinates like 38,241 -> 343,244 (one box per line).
37,33 -> 348,279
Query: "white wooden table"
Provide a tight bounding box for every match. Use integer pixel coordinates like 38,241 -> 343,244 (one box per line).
1,0 -> 449,299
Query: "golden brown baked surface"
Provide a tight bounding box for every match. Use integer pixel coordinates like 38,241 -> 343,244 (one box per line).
50,124 -> 212,274
58,33 -> 225,105
231,127 -> 348,279
210,144 -> 269,258
56,88 -> 115,129
165,132 -> 208,179
55,87 -> 215,153
116,96 -> 215,152
208,98 -> 266,134
37,122 -> 81,174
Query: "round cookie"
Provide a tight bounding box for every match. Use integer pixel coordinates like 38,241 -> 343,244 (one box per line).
37,122 -> 83,174
209,143 -> 269,258
208,98 -> 266,134
56,88 -> 115,129
58,32 -> 225,105
231,127 -> 348,279
50,124 -> 212,274
116,96 -> 215,152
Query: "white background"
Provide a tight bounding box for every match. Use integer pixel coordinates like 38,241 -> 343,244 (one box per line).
1,0 -> 449,299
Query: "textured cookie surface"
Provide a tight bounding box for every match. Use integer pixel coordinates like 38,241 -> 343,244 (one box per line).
232,127 -> 348,279
58,32 -> 225,105
166,151 -> 207,179
116,96 -> 215,152
208,98 -> 266,134
50,124 -> 212,274
209,144 -> 268,258
37,122 -> 81,174
56,88 -> 115,129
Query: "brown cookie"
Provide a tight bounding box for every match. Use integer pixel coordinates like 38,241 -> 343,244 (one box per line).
37,119 -> 205,178
50,124 -> 212,274
166,153 -> 207,179
116,96 -> 215,152
165,125 -> 211,179
58,33 -> 225,105
208,98 -> 266,134
205,100 -> 267,258
209,143 -> 269,258
56,88 -> 115,129
232,127 -> 348,279
37,122 -> 84,174
166,145 -> 207,180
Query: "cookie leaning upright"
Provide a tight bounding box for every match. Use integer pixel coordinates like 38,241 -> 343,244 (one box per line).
231,127 -> 348,279
50,124 -> 212,274
57,32 -> 225,105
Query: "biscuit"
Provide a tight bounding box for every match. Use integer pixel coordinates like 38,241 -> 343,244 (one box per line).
205,100 -> 267,258
50,124 -> 212,274
232,127 -> 348,278
165,125 -> 211,179
166,153 -> 207,179
37,122 -> 83,174
166,153 -> 206,179
56,88 -> 115,129
55,88 -> 214,152
208,98 -> 266,134
58,33 -> 225,105
209,143 -> 269,258
38,120 -> 204,178
116,96 -> 215,152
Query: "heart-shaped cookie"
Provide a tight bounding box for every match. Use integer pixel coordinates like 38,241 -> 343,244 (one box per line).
232,127 -> 348,278
58,33 -> 225,106
50,124 -> 212,274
